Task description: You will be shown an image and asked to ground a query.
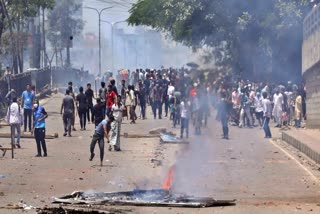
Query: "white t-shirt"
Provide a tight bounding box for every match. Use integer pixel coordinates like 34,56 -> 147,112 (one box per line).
112,103 -> 123,121
167,85 -> 175,99
273,93 -> 283,111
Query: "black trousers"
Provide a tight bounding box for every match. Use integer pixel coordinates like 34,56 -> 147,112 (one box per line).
90,132 -> 104,162
35,128 -> 47,155
221,116 -> 229,138
87,105 -> 93,123
24,108 -> 32,132
63,112 -> 73,134
78,110 -> 87,129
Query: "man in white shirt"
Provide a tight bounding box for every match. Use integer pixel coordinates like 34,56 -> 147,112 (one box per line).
272,87 -> 284,128
6,97 -> 23,148
262,92 -> 272,138
167,82 -> 175,100
110,95 -> 125,151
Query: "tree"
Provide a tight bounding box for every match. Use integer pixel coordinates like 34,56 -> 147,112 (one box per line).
128,0 -> 319,83
0,0 -> 55,73
47,0 -> 83,67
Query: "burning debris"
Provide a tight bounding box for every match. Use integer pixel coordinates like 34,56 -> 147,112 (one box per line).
52,189 -> 236,208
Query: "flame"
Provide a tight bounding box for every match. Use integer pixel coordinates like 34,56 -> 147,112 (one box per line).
162,166 -> 174,190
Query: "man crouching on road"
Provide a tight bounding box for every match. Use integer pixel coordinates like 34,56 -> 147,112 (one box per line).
33,99 -> 48,157
89,115 -> 114,166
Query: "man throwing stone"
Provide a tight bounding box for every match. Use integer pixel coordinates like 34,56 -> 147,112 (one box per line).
89,115 -> 114,166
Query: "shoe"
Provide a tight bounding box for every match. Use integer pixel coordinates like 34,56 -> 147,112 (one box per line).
225,136 -> 229,140
84,128 -> 86,130
63,133 -> 67,137
89,153 -> 95,161
159,117 -> 162,119
43,153 -> 47,157
35,154 -> 42,157
72,128 -> 76,131
80,128 -> 84,131
108,146 -> 112,151
16,144 -> 21,149
68,134 -> 72,137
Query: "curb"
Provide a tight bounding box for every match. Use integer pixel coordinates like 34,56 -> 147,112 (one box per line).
282,132 -> 320,164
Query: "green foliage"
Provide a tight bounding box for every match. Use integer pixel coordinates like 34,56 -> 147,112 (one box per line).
128,0 -> 317,81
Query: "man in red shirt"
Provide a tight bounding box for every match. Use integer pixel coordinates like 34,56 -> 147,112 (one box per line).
106,85 -> 116,117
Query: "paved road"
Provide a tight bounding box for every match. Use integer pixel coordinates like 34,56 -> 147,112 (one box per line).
1,94 -> 320,213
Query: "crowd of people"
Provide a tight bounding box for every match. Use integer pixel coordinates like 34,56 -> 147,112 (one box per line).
216,80 -> 306,139
3,67 -> 307,166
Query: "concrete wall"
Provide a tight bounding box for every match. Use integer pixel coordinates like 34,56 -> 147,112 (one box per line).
303,6 -> 320,129
305,68 -> 320,129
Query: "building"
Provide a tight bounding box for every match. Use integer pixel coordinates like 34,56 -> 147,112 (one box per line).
302,5 -> 320,129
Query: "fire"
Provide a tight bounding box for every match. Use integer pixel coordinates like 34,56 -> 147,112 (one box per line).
162,166 -> 174,190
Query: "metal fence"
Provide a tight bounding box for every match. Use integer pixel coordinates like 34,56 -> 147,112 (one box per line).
0,67 -> 95,117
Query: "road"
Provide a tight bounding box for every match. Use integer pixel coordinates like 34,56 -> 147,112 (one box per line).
0,93 -> 320,213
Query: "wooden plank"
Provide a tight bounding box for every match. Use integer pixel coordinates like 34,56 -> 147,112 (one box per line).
0,133 -> 58,139
122,133 -> 176,139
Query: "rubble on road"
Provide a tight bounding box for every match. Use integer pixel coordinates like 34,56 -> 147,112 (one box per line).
160,133 -> 189,144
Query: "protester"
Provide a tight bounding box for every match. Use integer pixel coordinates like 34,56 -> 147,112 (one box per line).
128,85 -> 137,124
76,86 -> 88,131
262,92 -> 272,138
5,89 -> 17,105
90,115 -> 114,166
180,98 -> 190,139
99,82 -> 107,116
85,83 -> 94,123
273,87 -> 284,128
137,80 -> 147,120
294,90 -> 302,128
92,98 -> 104,127
21,84 -> 35,133
109,95 -> 124,151
106,85 -> 117,117
254,92 -> 264,127
151,84 -> 163,120
239,88 -> 253,128
6,97 -> 23,148
61,89 -> 75,137
33,99 -> 48,157
68,85 -> 77,131
217,92 -> 231,139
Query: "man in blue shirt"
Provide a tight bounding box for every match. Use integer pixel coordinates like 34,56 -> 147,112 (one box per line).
21,84 -> 35,132
90,115 -> 114,166
33,99 -> 48,157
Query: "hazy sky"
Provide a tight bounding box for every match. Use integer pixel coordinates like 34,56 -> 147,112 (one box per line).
82,0 -> 134,34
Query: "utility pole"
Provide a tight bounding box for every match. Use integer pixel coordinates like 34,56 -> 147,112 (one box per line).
101,20 -> 127,74
84,6 -> 113,77
42,7 -> 47,67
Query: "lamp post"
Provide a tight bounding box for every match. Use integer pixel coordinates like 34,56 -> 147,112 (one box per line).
83,6 -> 113,77
101,20 -> 127,73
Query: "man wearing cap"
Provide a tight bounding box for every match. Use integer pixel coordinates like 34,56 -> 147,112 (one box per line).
61,89 -> 75,137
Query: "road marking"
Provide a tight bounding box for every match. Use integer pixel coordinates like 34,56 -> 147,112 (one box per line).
269,139 -> 319,184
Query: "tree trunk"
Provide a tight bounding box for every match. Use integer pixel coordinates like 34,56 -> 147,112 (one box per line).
0,2 -> 5,46
1,0 -> 18,74
66,46 -> 70,67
